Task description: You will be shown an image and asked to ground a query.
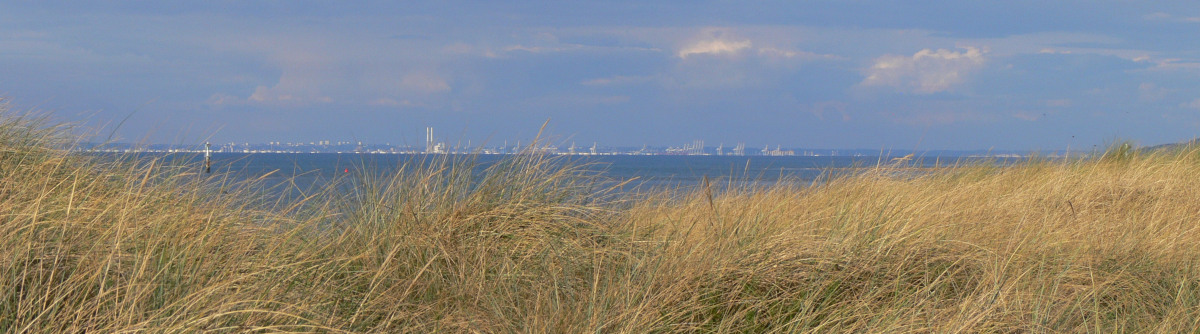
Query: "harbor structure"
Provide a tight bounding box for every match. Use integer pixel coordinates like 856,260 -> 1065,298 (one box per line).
425,127 -> 445,154
762,145 -> 796,156
689,140 -> 704,155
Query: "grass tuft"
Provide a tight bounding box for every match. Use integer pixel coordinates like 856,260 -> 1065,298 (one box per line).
5,103 -> 1200,332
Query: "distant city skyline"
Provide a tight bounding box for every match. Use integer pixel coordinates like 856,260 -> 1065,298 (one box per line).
88,124 -> 1053,158
5,2 -> 1200,150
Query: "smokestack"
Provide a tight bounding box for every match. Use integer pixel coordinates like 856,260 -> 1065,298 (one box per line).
425,127 -> 433,153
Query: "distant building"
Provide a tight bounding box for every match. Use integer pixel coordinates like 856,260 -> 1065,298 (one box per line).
762,145 -> 795,156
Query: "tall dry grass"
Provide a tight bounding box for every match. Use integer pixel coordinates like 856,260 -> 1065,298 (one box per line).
4,103 -> 1200,332
0,108 -> 330,331
616,152 -> 1200,332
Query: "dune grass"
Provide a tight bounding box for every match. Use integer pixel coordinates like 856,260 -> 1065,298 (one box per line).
5,107 -> 1200,332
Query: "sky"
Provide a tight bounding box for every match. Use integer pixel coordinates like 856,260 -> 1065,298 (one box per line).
2,1 -> 1200,151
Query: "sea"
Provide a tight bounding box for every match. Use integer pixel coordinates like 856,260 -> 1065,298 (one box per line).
176,153 -> 1009,194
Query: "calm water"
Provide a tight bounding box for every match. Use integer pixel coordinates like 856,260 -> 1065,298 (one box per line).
179,153 -> 1000,192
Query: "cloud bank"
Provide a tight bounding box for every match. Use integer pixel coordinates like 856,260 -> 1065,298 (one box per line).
678,39 -> 751,59
861,47 -> 986,94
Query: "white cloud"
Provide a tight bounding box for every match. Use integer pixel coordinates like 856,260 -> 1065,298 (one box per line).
656,28 -> 846,89
860,47 -> 987,94
678,39 -> 751,59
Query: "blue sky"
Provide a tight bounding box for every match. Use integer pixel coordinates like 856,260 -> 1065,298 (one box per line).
3,1 -> 1200,150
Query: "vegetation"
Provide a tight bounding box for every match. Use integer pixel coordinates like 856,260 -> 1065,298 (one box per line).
5,106 -> 1200,332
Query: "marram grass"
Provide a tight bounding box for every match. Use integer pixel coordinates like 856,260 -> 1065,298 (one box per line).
4,109 -> 1200,332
